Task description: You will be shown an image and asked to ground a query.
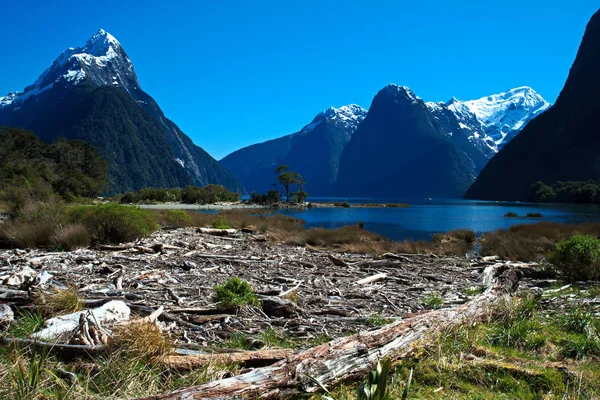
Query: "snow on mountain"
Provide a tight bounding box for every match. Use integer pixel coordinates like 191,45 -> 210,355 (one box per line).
462,87 -> 551,148
300,104 -> 367,136
0,29 -> 138,109
427,87 -> 551,154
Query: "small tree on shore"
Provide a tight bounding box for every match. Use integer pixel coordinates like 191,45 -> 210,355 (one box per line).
274,165 -> 306,203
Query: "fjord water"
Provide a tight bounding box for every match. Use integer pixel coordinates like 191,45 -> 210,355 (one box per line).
277,198 -> 600,241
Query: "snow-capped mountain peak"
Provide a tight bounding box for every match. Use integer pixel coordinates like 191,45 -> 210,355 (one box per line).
0,29 -> 137,109
301,104 -> 367,134
462,86 -> 551,146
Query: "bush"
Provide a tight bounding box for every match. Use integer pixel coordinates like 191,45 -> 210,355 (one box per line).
549,235 -> 600,281
121,192 -> 136,204
212,216 -> 232,229
526,212 -> 543,218
68,203 -> 158,244
213,278 -> 259,308
164,210 -> 191,228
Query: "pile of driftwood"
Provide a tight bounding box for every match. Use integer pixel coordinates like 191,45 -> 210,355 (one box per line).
0,226 -> 545,398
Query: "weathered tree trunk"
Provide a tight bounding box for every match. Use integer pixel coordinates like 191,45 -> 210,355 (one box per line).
154,349 -> 294,371
138,267 -> 520,400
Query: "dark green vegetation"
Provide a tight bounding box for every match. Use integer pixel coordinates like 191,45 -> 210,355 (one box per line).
213,278 -> 259,308
549,235 -> 600,280
0,127 -> 108,206
466,10 -> 600,201
25,85 -> 193,193
0,203 -> 158,249
336,85 -> 475,198
530,180 -> 600,203
319,292 -> 600,399
274,165 -> 307,203
116,184 -> 240,205
248,190 -> 281,205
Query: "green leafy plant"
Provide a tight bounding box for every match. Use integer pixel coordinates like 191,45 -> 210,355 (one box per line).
358,360 -> 391,400
8,310 -> 44,338
549,235 -> 600,281
421,292 -> 443,309
164,209 -> 191,228
213,277 -> 259,308
212,216 -> 232,229
68,203 -> 158,244
11,348 -> 48,400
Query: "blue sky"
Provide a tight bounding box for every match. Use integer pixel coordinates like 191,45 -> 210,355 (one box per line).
0,1 -> 597,159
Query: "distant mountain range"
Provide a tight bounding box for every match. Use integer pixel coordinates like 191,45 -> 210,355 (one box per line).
221,105 -> 367,195
466,9 -> 600,201
0,30 -> 244,193
223,84 -> 549,198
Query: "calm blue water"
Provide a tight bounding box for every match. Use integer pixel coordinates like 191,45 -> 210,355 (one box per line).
269,198 -> 600,241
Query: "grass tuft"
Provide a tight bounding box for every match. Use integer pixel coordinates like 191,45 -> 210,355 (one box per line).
38,287 -> 83,317
110,322 -> 172,359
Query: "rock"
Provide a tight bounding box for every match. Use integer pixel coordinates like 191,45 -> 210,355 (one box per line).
31,300 -> 131,342
0,304 -> 14,325
261,296 -> 302,318
5,266 -> 37,288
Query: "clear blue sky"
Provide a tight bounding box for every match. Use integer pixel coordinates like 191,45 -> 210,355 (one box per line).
0,1 -> 597,159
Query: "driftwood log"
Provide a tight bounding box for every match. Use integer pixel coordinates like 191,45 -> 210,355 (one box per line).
139,266 -> 520,399
154,349 -> 295,371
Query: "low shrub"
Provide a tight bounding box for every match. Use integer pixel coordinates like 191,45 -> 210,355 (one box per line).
121,192 -> 136,204
549,235 -> 600,281
164,209 -> 191,228
212,216 -> 232,229
68,203 -> 158,244
213,278 -> 259,308
421,292 -> 443,309
526,212 -> 543,218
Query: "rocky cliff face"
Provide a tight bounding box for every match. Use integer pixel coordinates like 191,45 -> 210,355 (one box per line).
0,29 -> 244,193
465,9 -> 600,201
335,85 -> 475,198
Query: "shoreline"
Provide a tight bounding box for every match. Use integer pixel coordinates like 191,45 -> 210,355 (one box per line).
137,201 -> 410,210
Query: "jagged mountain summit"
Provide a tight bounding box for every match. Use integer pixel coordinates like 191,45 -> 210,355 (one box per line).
221,105 -> 367,195
0,29 -> 244,193
466,9 -> 600,201
335,84 -> 476,198
426,86 -> 550,154
461,86 -> 551,149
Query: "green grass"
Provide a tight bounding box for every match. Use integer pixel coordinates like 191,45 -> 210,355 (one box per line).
421,292 -> 443,309
260,328 -> 296,349
315,293 -> 600,400
366,315 -> 391,327
7,310 -> 44,338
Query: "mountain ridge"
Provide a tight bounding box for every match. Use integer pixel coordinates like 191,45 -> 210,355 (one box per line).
0,29 -> 244,194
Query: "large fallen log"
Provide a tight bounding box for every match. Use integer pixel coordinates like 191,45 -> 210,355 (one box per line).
139,266 -> 521,400
154,349 -> 294,371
